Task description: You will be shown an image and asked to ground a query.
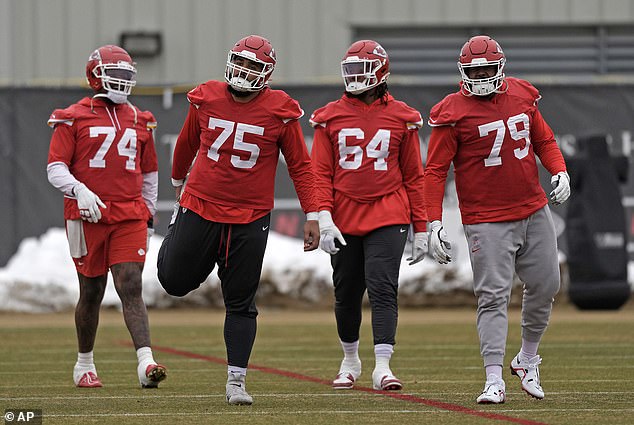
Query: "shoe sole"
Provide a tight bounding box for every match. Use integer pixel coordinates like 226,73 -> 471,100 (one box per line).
477,398 -> 505,404
332,383 -> 354,390
373,376 -> 403,391
77,382 -> 103,388
510,365 -> 544,400
227,398 -> 253,406
142,364 -> 167,388
332,372 -> 356,390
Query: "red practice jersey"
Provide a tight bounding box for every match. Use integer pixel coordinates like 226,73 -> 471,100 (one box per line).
425,77 -> 566,225
172,81 -> 318,223
47,97 -> 158,223
310,94 -> 427,235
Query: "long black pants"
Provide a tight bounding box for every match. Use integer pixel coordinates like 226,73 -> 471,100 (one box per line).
157,207 -> 270,368
331,224 -> 408,346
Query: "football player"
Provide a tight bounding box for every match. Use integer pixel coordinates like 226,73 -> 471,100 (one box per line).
310,40 -> 427,391
47,45 -> 166,389
424,35 -> 570,403
156,35 -> 320,405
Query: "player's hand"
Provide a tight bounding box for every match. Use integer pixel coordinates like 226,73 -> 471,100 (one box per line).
550,171 -> 570,205
174,185 -> 183,201
407,232 -> 428,265
429,220 -> 452,264
74,183 -> 106,223
303,217 -> 320,251
318,210 -> 346,254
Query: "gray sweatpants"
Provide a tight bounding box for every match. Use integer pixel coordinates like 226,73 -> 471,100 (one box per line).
463,206 -> 560,368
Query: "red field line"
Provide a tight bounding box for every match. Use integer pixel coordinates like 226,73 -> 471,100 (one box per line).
144,343 -> 548,425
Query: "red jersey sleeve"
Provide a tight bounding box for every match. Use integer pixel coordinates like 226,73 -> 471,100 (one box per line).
279,120 -> 318,213
269,92 -> 304,122
47,108 -> 75,128
48,123 -> 76,166
510,77 -> 541,105
310,126 -> 336,212
139,110 -> 159,174
172,103 -> 201,182
392,100 -> 424,130
47,107 -> 78,166
428,94 -> 463,127
531,108 -> 567,174
399,129 -> 427,232
510,78 -> 567,174
309,103 -> 335,128
424,126 -> 458,222
186,84 -> 206,107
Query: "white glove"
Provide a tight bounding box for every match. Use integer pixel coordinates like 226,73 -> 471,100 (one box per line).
428,220 -> 452,264
550,171 -> 570,205
318,210 -> 346,254
406,232 -> 428,265
74,183 -> 106,223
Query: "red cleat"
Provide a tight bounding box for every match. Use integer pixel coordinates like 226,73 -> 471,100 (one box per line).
76,371 -> 103,388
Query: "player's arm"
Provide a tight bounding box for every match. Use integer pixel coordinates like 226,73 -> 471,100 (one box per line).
424,126 -> 456,222
140,118 -> 159,217
278,120 -> 320,251
309,121 -> 346,254
47,123 -> 106,223
47,124 -> 79,196
310,126 -> 336,213
531,108 -> 566,174
530,109 -> 570,204
424,125 -> 457,264
171,104 -> 202,198
399,129 -> 428,265
399,129 -> 427,233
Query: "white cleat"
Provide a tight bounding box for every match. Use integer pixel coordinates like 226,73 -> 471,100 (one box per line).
510,353 -> 545,399
332,359 -> 361,390
138,363 -> 167,388
372,369 -> 403,391
226,373 -> 253,405
476,374 -> 506,404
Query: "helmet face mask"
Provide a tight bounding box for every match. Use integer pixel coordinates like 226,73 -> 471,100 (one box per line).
225,35 -> 276,92
341,58 -> 385,94
458,36 -> 506,96
86,45 -> 137,103
225,51 -> 274,92
341,40 -> 389,95
94,62 -> 137,96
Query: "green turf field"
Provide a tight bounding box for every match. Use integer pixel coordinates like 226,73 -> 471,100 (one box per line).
1,303 -> 633,424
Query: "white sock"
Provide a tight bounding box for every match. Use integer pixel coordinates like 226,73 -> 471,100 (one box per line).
228,366 -> 247,377
374,344 -> 394,371
76,351 -> 95,368
340,340 -> 360,363
520,339 -> 540,361
136,346 -> 155,369
485,365 -> 503,380
74,351 -> 97,384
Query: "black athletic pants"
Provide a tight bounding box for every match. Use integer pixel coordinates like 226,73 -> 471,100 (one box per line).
157,207 -> 270,368
330,224 -> 408,346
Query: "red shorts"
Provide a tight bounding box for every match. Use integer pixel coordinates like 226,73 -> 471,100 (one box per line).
69,220 -> 147,277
